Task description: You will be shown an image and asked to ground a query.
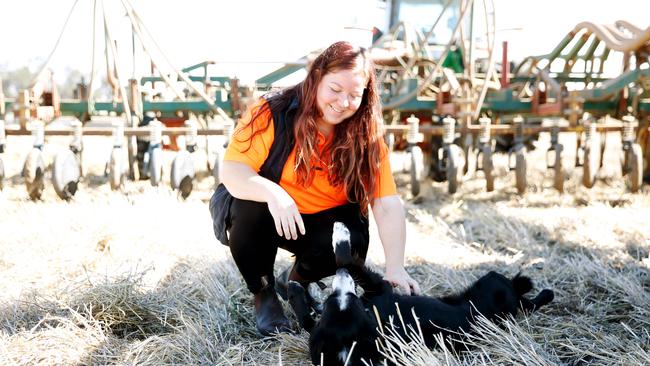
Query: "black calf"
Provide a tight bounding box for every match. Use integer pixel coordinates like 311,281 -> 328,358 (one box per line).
289,271 -> 380,366
352,267 -> 554,350
288,222 -> 380,366
288,222 -> 555,365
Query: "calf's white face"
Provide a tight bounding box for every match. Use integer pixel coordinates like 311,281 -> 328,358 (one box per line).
332,268 -> 356,310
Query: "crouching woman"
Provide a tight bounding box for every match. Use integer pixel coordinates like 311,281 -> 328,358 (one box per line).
209,41 -> 420,336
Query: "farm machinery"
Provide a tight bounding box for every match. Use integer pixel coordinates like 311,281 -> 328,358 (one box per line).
368,0 -> 650,196
0,0 -> 243,200
1,0 -> 649,201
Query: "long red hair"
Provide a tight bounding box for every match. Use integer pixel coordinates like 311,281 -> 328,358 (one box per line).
238,41 -> 384,214
295,41 -> 383,214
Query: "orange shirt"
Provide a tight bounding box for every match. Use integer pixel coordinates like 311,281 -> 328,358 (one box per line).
224,99 -> 397,214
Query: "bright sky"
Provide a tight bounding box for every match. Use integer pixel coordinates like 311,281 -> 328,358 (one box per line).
1,0 -> 648,88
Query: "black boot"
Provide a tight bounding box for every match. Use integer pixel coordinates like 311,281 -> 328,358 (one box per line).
275,264 -> 324,315
254,278 -> 291,336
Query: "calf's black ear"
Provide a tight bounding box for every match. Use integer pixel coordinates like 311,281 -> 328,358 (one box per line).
520,289 -> 555,312
535,289 -> 555,307
287,281 -> 315,332
512,273 -> 533,296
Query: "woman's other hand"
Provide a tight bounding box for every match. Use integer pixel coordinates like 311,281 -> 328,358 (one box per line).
384,266 -> 421,295
266,185 -> 306,240
221,161 -> 305,240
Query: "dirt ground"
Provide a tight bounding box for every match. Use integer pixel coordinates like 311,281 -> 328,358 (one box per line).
0,129 -> 649,365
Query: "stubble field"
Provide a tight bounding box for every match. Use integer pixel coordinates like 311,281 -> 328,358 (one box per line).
0,129 -> 649,365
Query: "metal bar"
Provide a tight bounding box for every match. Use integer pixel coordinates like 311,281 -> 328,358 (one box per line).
382,121 -> 640,136
501,41 -> 510,87
56,100 -> 232,114
545,31 -> 576,67
119,0 -> 186,101
4,97 -> 648,116
562,32 -> 590,72
5,126 -> 227,137
255,61 -> 307,87
580,68 -> 649,100
3,121 -> 647,138
579,35 -> 600,62
139,75 -> 231,85
509,75 -> 610,83
181,61 -> 215,73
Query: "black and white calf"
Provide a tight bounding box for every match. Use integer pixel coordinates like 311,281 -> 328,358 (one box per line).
287,222 -> 555,366
288,222 -> 380,365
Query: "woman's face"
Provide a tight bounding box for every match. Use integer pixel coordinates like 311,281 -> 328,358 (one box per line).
315,67 -> 367,136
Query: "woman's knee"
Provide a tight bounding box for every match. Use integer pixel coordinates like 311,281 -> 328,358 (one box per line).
230,199 -> 271,226
230,199 -> 276,234
228,198 -> 276,250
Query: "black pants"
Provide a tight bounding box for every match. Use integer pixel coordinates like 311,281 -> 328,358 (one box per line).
228,198 -> 370,294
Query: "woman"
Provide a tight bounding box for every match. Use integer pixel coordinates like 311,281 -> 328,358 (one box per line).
210,41 -> 420,336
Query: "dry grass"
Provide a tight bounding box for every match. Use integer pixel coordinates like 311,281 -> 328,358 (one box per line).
0,130 -> 649,365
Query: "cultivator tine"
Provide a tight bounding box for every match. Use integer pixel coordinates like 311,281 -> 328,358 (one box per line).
582,116 -> 599,189
546,123 -> 564,193
406,115 -> 424,197
622,116 -> 643,192
508,116 -> 527,195
0,120 -> 5,190
477,117 -> 494,192
23,121 -> 46,200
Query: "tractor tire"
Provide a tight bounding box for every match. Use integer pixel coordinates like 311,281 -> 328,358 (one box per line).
447,144 -> 464,194
515,149 -> 527,195
553,145 -> 564,193
52,149 -> 81,200
628,143 -> 643,193
410,145 -> 423,197
481,145 -> 494,192
109,148 -> 124,191
149,146 -> 163,187
171,150 -> 195,199
583,145 -> 597,188
23,148 -> 45,200
0,157 -> 4,191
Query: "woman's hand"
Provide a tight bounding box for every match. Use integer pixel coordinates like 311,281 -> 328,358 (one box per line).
385,265 -> 421,295
266,185 -> 306,240
221,161 -> 305,240
371,195 -> 420,295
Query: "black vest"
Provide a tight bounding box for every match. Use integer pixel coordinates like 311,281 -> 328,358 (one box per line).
209,94 -> 300,246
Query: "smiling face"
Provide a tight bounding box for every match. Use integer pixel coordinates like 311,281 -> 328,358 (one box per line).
315,67 -> 367,136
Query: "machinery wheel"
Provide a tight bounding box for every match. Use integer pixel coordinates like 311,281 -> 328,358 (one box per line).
515,149 -> 527,195
52,149 -> 81,201
553,145 -> 564,193
23,148 -> 45,200
628,143 -> 643,193
599,132 -> 606,168
574,133 -> 583,167
481,145 -> 494,192
0,157 -> 4,191
462,135 -> 477,177
109,148 -> 124,191
583,145 -> 597,188
447,144 -> 464,194
149,146 -> 163,187
179,176 -> 193,200
410,145 -> 423,197
430,137 -> 446,182
128,135 -> 140,181
171,150 -> 195,199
